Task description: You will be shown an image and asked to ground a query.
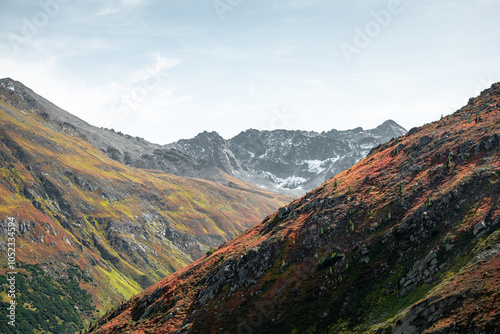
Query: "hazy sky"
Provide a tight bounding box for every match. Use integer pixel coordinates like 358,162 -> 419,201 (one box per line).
1,0 -> 499,144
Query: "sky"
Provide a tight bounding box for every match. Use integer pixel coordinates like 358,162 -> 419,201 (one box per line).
0,0 -> 499,144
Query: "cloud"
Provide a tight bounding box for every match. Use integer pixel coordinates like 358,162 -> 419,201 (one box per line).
0,52 -> 188,132
95,0 -> 149,17
128,54 -> 182,85
87,54 -> 188,128
1,0 -> 499,144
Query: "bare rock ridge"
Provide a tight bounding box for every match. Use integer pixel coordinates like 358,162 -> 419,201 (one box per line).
0,77 -> 228,184
171,121 -> 407,195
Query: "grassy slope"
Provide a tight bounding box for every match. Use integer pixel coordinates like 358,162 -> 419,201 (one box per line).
93,84 -> 500,333
0,89 -> 291,333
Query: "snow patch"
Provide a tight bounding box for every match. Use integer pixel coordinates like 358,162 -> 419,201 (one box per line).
3,81 -> 15,91
263,172 -> 307,189
304,160 -> 326,173
327,155 -> 341,165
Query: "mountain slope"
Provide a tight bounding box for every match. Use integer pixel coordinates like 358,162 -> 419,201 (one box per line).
0,78 -> 232,184
94,84 -> 500,334
0,83 -> 291,333
171,122 -> 406,195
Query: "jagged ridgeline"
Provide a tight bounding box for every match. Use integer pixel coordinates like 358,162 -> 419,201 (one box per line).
94,84 -> 500,333
0,79 -> 292,333
171,121 -> 407,195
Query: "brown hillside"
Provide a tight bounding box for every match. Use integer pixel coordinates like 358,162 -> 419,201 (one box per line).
94,84 -> 500,334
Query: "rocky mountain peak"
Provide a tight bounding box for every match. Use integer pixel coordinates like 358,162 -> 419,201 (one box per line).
173,122 -> 407,194
197,130 -> 223,140
373,118 -> 406,132
0,78 -> 16,91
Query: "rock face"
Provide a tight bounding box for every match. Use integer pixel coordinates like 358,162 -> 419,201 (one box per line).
171,122 -> 407,194
94,83 -> 500,334
0,80 -> 292,333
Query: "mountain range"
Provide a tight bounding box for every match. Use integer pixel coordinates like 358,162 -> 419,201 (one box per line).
1,78 -> 405,197
93,83 -> 500,334
171,121 -> 407,194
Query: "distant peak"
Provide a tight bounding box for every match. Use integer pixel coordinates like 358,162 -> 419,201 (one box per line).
232,128 -> 261,139
375,119 -> 407,132
242,128 -> 260,134
0,78 -> 28,93
200,130 -> 222,137
0,78 -> 21,86
381,119 -> 397,126
191,130 -> 226,142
